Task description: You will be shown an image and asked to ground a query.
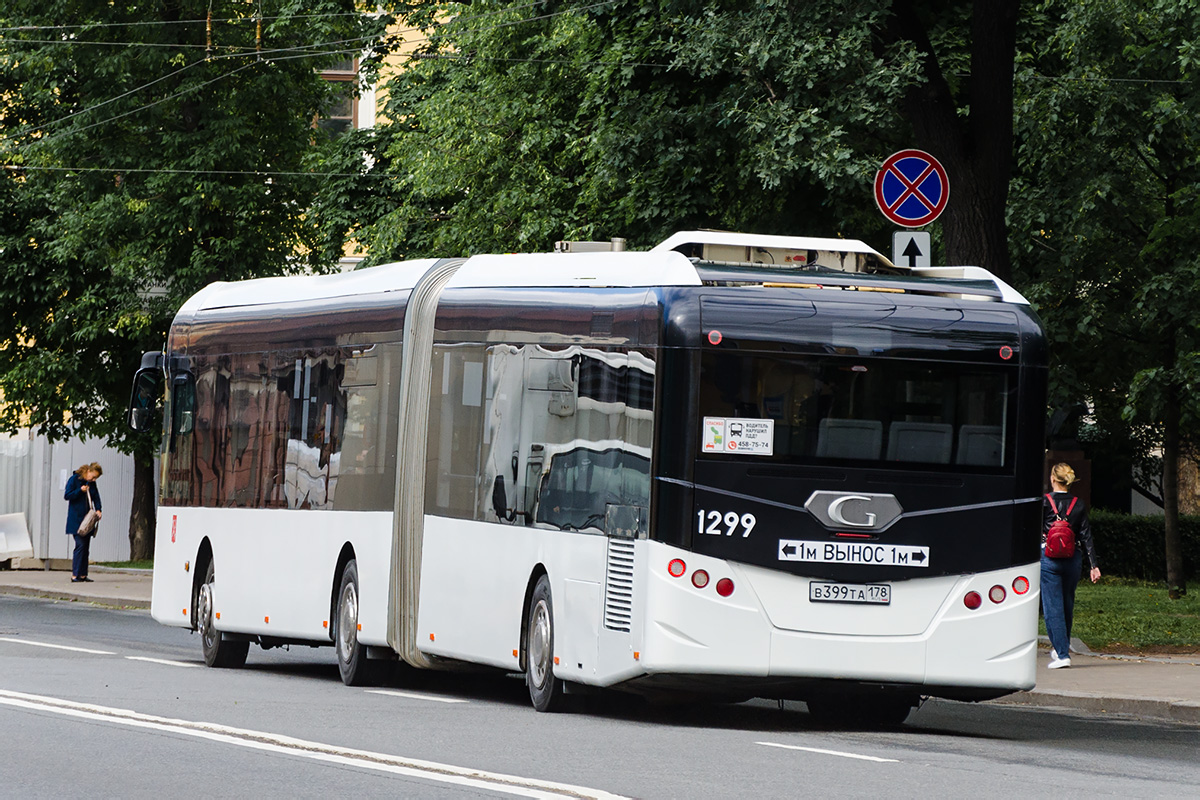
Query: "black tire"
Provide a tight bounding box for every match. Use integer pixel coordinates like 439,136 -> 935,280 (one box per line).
806,690 -> 916,728
199,560 -> 249,669
335,560 -> 370,686
525,575 -> 566,712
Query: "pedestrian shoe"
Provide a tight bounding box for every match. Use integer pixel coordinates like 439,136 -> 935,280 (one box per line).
81,577 -> 93,582
71,578 -> 85,583
1050,649 -> 1058,660
1048,656 -> 1072,669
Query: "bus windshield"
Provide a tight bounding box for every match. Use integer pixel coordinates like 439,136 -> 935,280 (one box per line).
699,351 -> 1015,470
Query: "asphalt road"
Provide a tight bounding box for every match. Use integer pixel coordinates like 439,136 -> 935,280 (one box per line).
2,595 -> 1198,798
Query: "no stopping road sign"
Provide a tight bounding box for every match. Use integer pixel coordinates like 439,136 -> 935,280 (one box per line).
874,149 -> 949,227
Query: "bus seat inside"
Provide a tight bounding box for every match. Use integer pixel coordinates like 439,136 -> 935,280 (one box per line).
816,418 -> 883,460
955,424 -> 1003,466
887,421 -> 953,464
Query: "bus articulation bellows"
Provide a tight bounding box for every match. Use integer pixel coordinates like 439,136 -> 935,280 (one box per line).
128,230 -> 1047,724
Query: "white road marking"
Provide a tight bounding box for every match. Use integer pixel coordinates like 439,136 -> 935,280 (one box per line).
0,637 -> 116,655
756,741 -> 900,763
366,689 -> 468,704
125,656 -> 201,668
0,689 -> 626,799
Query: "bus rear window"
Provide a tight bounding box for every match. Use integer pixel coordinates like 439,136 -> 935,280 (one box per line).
699,352 -> 1015,470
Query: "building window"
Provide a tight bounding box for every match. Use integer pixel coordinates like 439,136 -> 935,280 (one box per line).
318,58 -> 358,135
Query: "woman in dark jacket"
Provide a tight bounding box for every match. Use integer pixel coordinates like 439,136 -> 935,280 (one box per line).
1042,462 -> 1101,669
64,462 -> 103,583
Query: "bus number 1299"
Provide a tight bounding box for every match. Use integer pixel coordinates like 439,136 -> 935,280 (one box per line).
697,510 -> 756,537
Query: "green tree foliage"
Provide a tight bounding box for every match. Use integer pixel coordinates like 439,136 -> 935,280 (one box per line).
0,0 -> 387,558
1011,0 -> 1200,596
334,0 -> 1018,277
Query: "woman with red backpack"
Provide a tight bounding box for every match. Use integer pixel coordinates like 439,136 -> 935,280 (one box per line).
1042,462 -> 1102,669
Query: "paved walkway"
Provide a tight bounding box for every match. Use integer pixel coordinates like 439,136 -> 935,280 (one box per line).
1,566 -> 1197,724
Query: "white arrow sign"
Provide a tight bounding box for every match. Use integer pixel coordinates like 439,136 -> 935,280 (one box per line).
892,231 -> 931,269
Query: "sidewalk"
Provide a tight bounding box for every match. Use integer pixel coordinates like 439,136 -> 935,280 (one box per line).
0,567 -> 1196,724
992,640 -> 1200,724
0,565 -> 152,609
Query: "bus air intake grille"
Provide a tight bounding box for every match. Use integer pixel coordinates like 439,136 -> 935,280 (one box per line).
604,539 -> 636,632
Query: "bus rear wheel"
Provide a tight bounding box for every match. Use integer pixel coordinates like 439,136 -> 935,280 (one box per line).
525,575 -> 566,712
335,560 -> 370,686
199,560 -> 249,668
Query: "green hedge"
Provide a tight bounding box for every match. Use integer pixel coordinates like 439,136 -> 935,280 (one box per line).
1089,510 -> 1200,582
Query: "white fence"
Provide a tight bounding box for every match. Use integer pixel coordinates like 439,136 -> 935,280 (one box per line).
0,430 -> 136,563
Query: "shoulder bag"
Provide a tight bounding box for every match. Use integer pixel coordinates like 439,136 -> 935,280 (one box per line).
78,486 -> 99,536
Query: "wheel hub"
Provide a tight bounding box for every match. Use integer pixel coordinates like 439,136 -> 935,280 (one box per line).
338,582 -> 358,660
199,582 -> 215,647
529,599 -> 551,688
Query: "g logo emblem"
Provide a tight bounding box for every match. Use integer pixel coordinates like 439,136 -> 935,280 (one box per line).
826,495 -> 877,528
804,491 -> 903,531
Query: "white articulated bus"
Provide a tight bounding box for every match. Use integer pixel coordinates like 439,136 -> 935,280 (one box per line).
129,231 -> 1048,724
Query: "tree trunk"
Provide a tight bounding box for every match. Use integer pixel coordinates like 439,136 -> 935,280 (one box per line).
129,453 -> 157,561
1162,388 -> 1186,598
883,0 -> 1019,282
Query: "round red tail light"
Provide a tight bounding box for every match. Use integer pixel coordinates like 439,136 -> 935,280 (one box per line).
989,585 -> 1007,604
668,559 -> 686,577
963,591 -> 982,610
1012,576 -> 1030,595
691,569 -> 710,589
715,578 -> 735,597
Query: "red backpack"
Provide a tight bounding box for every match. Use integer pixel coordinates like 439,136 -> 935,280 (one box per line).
1045,494 -> 1078,558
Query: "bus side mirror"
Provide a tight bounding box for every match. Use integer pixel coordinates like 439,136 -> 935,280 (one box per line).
492,475 -> 509,521
127,364 -> 162,432
129,407 -> 153,431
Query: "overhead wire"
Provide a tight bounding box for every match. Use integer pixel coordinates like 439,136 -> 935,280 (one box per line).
0,2 -> 548,33
9,33 -> 393,145
0,11 -> 375,32
3,1 -> 626,152
4,164 -> 396,180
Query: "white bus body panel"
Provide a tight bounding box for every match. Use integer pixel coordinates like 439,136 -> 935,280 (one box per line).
636,541 -> 1039,691
175,259 -> 438,315
448,251 -> 702,289
416,516 -> 642,685
150,507 -> 393,647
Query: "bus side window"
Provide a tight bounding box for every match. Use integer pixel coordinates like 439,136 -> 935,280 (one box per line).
170,372 -> 196,450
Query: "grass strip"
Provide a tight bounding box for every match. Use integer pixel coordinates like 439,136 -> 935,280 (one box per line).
1040,577 -> 1200,652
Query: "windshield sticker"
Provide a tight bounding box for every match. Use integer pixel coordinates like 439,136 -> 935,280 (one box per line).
702,417 -> 775,455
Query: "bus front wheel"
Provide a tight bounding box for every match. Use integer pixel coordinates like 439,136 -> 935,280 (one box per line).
335,560 -> 369,686
525,575 -> 566,712
199,561 -> 249,669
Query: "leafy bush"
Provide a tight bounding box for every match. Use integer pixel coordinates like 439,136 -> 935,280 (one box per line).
1089,511 -> 1200,581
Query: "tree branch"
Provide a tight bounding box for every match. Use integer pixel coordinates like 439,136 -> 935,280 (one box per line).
1132,482 -> 1164,508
